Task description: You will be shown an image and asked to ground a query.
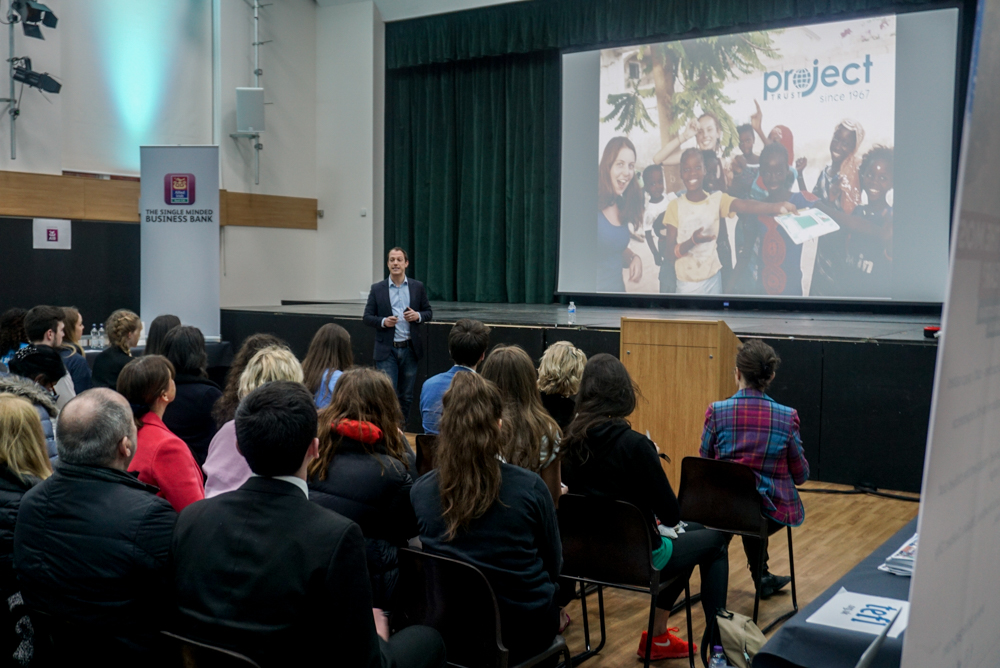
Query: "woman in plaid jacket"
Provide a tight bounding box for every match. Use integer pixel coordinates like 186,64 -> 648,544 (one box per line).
700,339 -> 810,599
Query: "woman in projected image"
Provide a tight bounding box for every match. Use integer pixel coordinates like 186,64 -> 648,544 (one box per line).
597,136 -> 644,292
815,146 -> 894,297
806,119 -> 867,296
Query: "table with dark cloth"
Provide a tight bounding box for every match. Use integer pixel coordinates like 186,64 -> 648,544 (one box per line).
85,342 -> 234,387
754,517 -> 918,668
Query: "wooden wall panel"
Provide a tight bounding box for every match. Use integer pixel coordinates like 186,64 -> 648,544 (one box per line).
0,170 -> 317,230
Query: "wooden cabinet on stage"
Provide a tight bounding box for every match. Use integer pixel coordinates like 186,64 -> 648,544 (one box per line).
620,318 -> 741,490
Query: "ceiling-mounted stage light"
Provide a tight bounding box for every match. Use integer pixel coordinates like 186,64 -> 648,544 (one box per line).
12,58 -> 61,94
11,0 -> 57,40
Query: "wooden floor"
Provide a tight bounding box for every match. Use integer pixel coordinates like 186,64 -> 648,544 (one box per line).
559,482 -> 919,665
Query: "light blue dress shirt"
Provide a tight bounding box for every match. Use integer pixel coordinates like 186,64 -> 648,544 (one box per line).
387,277 -> 412,343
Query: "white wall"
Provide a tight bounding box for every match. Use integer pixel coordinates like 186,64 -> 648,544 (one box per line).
315,1 -> 385,299
217,0 -> 320,307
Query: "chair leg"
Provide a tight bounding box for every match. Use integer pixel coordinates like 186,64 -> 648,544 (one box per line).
570,583 -> 606,666
753,527 -> 767,625
684,580 -> 695,668
644,581 -> 658,668
788,525 -> 798,612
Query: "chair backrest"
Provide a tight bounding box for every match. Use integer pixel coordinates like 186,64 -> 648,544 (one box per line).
395,547 -> 507,668
27,607 -> 158,665
161,631 -> 262,668
414,434 -> 438,478
677,457 -> 766,535
557,493 -> 655,588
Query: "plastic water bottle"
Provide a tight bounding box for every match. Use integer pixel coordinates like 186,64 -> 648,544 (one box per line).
567,301 -> 576,325
98,324 -> 106,349
89,324 -> 98,349
708,646 -> 727,668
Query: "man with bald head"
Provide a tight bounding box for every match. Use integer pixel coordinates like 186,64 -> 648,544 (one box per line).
14,388 -> 177,664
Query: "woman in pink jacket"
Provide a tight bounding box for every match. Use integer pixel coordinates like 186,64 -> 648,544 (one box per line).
117,355 -> 205,511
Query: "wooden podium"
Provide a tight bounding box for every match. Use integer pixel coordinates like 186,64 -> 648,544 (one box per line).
620,318 -> 741,490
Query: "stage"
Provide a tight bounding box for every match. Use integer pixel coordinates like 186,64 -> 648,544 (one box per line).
221,301 -> 940,493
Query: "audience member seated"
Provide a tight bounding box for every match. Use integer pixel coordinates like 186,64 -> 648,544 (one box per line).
211,333 -> 285,428
160,326 -> 222,466
701,339 -> 809,598
143,314 -> 181,357
537,341 -> 587,431
118,356 -> 205,512
411,373 -> 561,664
302,323 -> 354,409
91,309 -> 142,391
23,306 -> 75,409
309,367 -> 418,609
172,381 -> 447,668
59,306 -> 93,393
561,354 -> 729,661
14,388 -> 176,663
419,319 -> 490,434
480,345 -> 563,502
4,347 -> 64,457
0,308 -> 28,368
0,395 -> 52,656
203,345 -> 303,497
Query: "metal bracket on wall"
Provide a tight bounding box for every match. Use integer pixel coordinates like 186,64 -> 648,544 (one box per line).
229,132 -> 262,185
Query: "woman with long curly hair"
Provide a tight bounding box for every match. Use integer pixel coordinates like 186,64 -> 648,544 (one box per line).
308,367 -> 414,609
480,345 -> 562,502
410,372 -> 561,664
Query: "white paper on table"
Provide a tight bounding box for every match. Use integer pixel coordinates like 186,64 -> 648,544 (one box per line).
805,588 -> 909,639
774,208 -> 840,245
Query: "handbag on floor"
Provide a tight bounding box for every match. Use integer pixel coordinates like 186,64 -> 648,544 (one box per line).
702,608 -> 766,668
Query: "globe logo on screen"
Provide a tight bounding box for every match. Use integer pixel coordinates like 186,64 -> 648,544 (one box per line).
792,68 -> 813,90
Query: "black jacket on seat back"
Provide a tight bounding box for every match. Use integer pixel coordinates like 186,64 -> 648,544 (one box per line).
0,465 -> 39,599
308,438 -> 418,609
13,463 -> 176,659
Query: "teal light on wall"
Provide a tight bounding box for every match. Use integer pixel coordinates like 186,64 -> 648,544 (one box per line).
89,1 -> 199,170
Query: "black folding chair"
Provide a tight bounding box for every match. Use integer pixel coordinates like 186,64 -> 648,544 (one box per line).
160,631 -> 261,667
414,434 -> 439,478
677,457 -> 798,633
557,494 -> 695,668
394,547 -> 571,668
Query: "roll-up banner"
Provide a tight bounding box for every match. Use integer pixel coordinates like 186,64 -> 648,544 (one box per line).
139,146 -> 220,339
902,1 -> 1000,666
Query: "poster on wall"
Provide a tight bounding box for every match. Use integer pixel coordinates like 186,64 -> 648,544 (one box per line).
139,146 -> 220,338
32,219 -> 71,250
596,15 -> 896,298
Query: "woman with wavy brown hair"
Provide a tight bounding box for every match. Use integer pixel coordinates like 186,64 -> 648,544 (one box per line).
308,367 -> 414,609
410,372 -> 561,664
480,345 -> 562,502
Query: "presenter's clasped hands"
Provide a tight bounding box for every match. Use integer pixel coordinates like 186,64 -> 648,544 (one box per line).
403,307 -> 420,323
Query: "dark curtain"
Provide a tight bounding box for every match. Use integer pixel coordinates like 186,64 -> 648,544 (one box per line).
385,0 -> 972,304
385,51 -> 560,303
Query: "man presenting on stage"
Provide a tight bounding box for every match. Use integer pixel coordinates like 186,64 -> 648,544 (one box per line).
363,248 -> 433,422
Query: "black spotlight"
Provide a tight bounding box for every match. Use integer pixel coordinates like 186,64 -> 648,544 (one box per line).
11,1 -> 57,40
12,58 -> 61,94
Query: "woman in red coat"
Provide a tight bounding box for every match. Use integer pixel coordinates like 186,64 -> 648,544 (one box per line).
117,355 -> 205,511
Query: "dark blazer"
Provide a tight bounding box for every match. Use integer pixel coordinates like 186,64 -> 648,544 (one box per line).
14,463 -> 176,658
171,476 -> 385,667
363,277 -> 433,361
162,373 -> 223,467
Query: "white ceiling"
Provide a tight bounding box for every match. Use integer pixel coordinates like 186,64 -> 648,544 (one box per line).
315,0 -> 527,23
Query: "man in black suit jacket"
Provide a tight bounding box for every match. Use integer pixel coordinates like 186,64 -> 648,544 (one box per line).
171,381 -> 445,668
363,247 -> 433,422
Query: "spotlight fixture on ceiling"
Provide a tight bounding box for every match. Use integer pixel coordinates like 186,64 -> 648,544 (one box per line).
11,58 -> 60,94
10,0 -> 57,40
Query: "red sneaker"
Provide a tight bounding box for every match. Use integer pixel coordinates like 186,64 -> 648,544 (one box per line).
636,628 -> 695,660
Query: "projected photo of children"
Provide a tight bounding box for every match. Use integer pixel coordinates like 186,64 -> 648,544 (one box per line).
597,14 -> 896,298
